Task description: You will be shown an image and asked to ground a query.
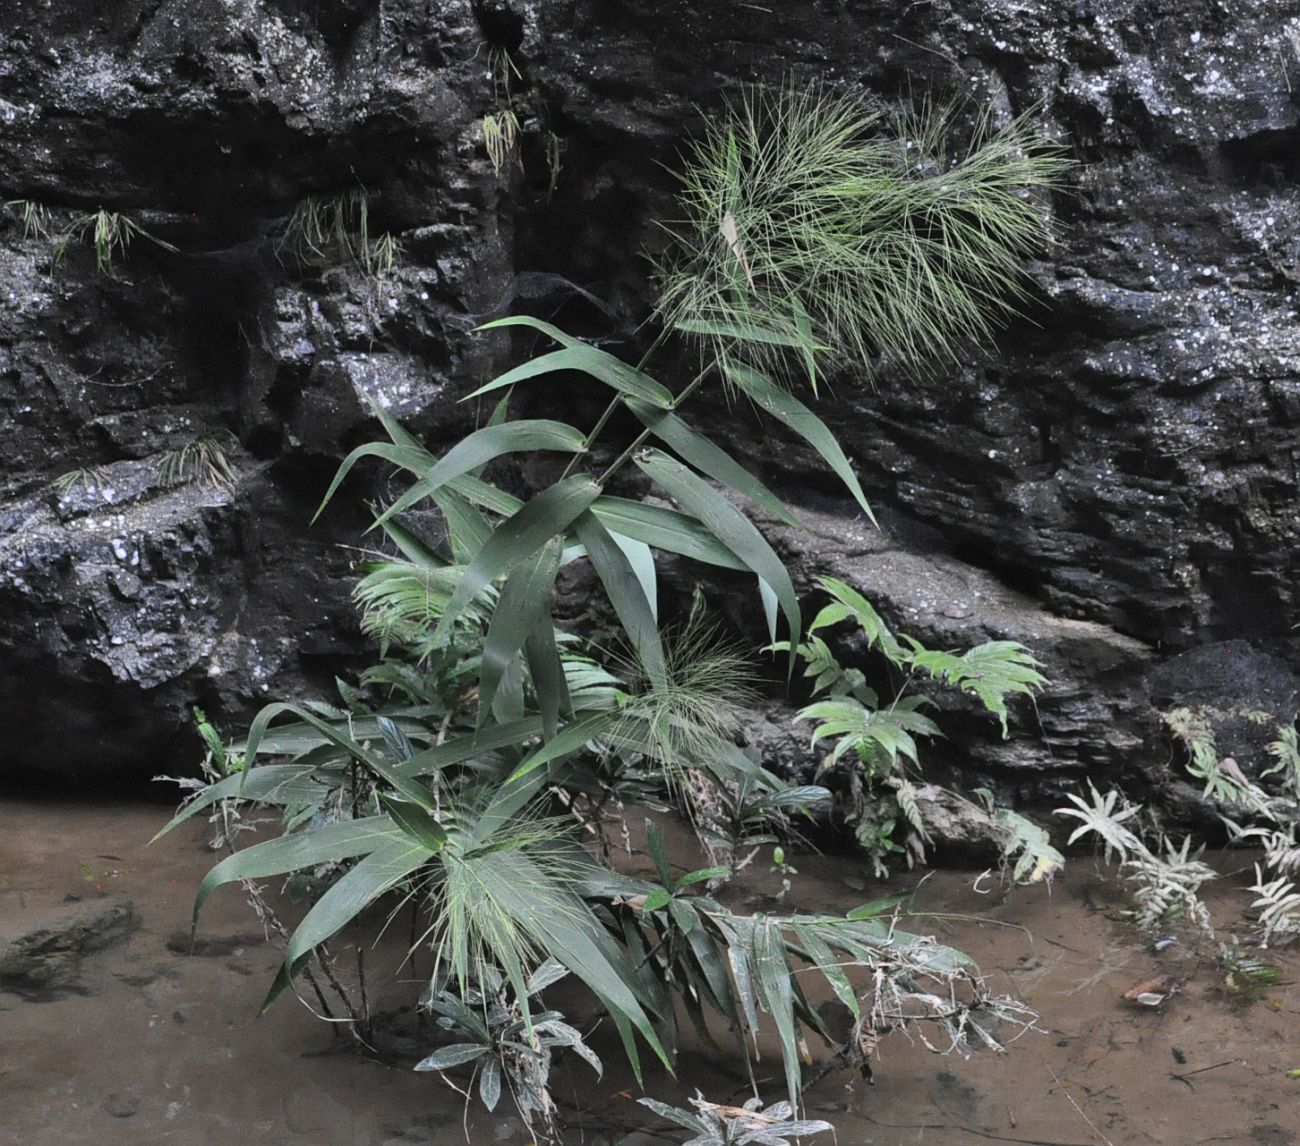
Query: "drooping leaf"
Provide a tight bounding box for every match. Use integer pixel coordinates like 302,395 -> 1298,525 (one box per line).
478,538 -> 562,724
434,476 -> 602,643
373,420 -> 588,529
634,448 -> 800,649
590,497 -> 748,571
625,397 -> 799,528
727,364 -> 875,523
260,837 -> 430,1014
573,510 -> 667,687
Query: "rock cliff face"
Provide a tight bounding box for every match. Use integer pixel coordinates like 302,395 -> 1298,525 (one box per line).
1,0 -> 1297,800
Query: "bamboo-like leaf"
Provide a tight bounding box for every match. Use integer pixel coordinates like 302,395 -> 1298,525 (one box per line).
634,448 -> 800,649
727,364 -> 875,523
590,497 -> 747,571
434,476 -> 602,643
645,819 -> 674,887
625,397 -> 799,528
446,473 -> 524,518
525,609 -> 571,740
192,816 -> 402,924
610,531 -> 658,623
378,793 -> 449,853
752,917 -> 802,1106
373,421 -> 588,529
241,702 -> 438,811
573,510 -> 667,687
478,538 -> 562,724
152,765 -> 319,839
312,440 -> 434,523
506,709 -> 620,783
432,488 -> 492,561
261,837 -> 430,1013
400,716 -> 545,778
475,315 -> 673,406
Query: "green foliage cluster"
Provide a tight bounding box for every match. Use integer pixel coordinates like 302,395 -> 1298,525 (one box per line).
276,188 -> 401,278
5,199 -> 177,276
775,576 -> 1047,875
656,86 -> 1069,387
158,82 -> 1067,1134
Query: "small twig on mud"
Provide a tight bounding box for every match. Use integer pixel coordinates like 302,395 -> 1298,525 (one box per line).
1169,1058 -> 1245,1089
1049,1067 -> 1115,1146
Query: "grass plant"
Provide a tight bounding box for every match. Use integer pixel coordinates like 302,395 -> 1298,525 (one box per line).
656,85 -> 1069,388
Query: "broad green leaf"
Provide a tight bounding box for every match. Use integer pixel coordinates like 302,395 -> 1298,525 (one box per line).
414,1044 -> 490,1071
378,793 -> 448,853
573,510 -> 667,687
400,716 -> 545,778
506,709 -> 619,784
192,816 -> 401,924
609,531 -> 657,624
261,837 -> 430,1013
634,448 -> 800,649
727,364 -> 875,523
475,316 -> 673,406
313,440 -> 434,523
675,316 -> 820,351
446,473 -> 523,518
642,889 -> 671,912
463,347 -> 666,405
431,488 -> 493,561
752,918 -> 802,1106
241,702 -> 438,811
479,1056 -> 502,1110
434,476 -> 602,643
152,765 -> 318,840
625,397 -> 799,528
525,609 -> 571,740
846,889 -> 913,920
590,497 -> 747,571
478,538 -> 562,724
373,421 -> 587,529
645,819 -> 674,887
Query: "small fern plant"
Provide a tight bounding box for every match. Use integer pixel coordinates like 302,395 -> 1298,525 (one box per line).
774,576 -> 1046,875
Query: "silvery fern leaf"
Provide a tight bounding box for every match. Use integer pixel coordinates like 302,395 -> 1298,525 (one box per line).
1054,782 -> 1143,865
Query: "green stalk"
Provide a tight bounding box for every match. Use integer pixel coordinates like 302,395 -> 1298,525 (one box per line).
597,367 -> 711,486
560,327 -> 673,482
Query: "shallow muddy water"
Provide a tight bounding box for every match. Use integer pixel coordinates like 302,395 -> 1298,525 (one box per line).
3,799 -> 1299,1145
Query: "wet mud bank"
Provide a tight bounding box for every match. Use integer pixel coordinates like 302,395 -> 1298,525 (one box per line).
4,799 -> 1300,1145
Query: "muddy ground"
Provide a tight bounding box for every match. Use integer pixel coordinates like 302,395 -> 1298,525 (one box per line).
3,799 -> 1298,1146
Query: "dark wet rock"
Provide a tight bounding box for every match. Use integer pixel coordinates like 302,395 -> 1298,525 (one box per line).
0,0 -> 1297,807
102,1091 -> 141,1118
0,896 -> 136,998
165,929 -> 269,957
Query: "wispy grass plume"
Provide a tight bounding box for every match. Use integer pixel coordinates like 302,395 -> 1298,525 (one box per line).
655,84 -> 1070,388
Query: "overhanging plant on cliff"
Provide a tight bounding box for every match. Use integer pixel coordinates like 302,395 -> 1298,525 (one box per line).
158,83 -> 1066,1130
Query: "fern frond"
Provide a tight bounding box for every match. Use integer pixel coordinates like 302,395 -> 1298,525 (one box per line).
904,638 -> 1045,736
1054,782 -> 1143,865
994,808 -> 1063,885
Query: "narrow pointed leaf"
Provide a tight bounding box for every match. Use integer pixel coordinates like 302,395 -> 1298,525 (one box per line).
414,1044 -> 490,1071
626,397 -> 799,528
590,497 -> 747,571
193,816 -> 400,924
378,793 -> 448,853
400,716 -> 545,778
478,538 -> 562,724
313,441 -> 434,523
434,476 -> 602,643
373,421 -> 587,529
476,316 -> 673,406
634,448 -> 800,649
727,364 -> 875,523
573,510 -> 667,687
610,531 -> 658,623
525,610 -> 571,740
153,765 -> 318,839
260,838 -> 430,1014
